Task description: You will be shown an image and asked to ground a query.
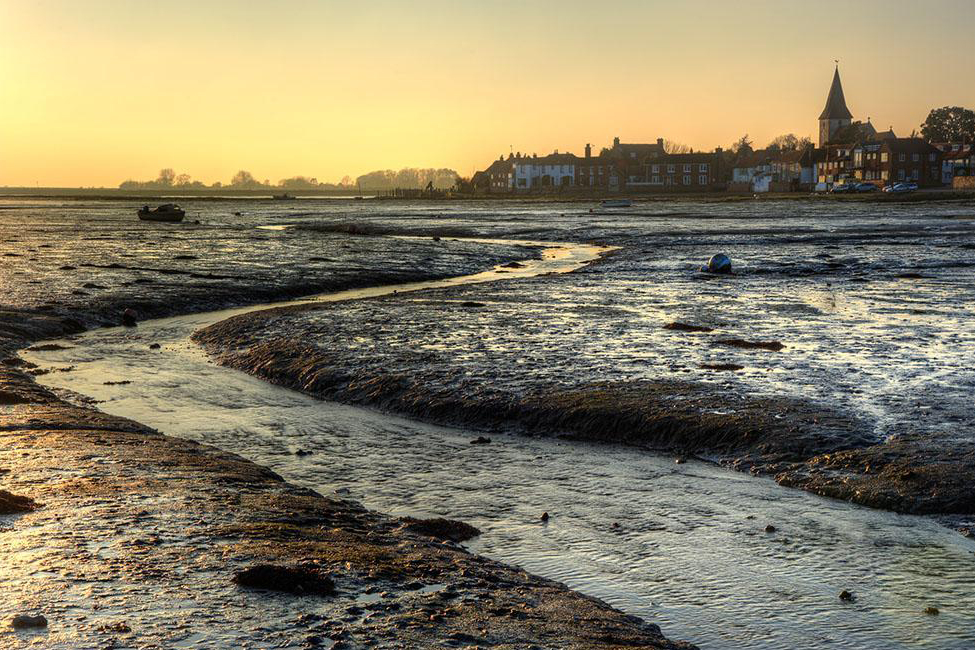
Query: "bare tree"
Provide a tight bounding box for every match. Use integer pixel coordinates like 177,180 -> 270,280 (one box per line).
664,140 -> 692,154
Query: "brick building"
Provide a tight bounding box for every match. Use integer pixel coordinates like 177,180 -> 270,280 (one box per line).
852,138 -> 942,186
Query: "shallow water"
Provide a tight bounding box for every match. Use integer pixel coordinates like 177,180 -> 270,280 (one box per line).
24,232 -> 975,650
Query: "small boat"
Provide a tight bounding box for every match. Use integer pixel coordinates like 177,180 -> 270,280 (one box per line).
137,204 -> 185,222
601,199 -> 632,208
272,193 -> 296,200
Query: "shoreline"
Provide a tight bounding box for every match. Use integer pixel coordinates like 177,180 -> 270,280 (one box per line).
191,264 -> 975,529
2,244 -> 697,647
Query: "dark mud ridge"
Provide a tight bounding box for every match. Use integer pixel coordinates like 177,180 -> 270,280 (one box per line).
195,303 -> 975,521
0,362 -> 695,647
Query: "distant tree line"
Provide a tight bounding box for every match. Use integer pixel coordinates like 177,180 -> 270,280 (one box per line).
119,167 -> 458,191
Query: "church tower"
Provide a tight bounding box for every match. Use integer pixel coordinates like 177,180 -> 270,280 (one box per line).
819,66 -> 853,147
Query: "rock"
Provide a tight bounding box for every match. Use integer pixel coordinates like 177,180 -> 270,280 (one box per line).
0,490 -> 38,514
924,606 -> 939,615
97,621 -> 131,633
149,343 -> 161,350
700,363 -> 745,371
665,322 -> 714,333
432,236 -> 441,242
501,262 -> 525,269
470,436 -> 491,445
839,590 -> 856,602
401,517 -> 481,542
232,564 -> 335,596
295,449 -> 313,457
764,524 -> 776,533
703,253 -> 732,274
11,614 -> 47,629
715,338 -> 785,352
121,308 -> 138,327
540,512 -> 550,522
460,301 -> 486,308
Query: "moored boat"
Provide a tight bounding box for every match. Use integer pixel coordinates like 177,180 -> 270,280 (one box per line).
600,199 -> 632,208
272,193 -> 296,200
137,204 -> 185,223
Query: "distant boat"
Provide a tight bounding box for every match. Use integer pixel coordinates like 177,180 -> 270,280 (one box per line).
137,204 -> 185,223
601,199 -> 632,208
272,193 -> 296,200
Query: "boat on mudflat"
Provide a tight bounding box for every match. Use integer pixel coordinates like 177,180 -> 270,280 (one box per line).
137,204 -> 185,223
272,193 -> 296,200
600,199 -> 632,208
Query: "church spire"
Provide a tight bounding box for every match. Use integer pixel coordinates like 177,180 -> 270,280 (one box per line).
819,65 -> 853,121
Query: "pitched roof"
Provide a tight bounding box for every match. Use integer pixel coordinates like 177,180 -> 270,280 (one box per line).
883,138 -> 940,154
514,152 -> 581,166
819,67 -> 853,121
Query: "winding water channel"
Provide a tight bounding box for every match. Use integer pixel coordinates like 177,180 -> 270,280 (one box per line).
23,237 -> 975,650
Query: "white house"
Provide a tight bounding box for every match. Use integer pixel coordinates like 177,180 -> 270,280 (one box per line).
513,152 -> 579,190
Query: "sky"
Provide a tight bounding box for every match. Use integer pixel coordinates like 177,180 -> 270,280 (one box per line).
1,0 -> 973,187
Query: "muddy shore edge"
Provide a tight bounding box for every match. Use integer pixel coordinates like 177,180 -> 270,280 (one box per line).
0,283 -> 696,647
193,283 -> 975,528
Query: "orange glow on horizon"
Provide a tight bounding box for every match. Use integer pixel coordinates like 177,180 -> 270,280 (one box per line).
1,0 -> 973,187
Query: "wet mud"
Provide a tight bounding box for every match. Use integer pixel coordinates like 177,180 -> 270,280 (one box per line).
193,205 -> 975,522
0,199 -> 696,647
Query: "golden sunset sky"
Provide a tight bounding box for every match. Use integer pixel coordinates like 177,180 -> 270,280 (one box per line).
1,0 -> 973,187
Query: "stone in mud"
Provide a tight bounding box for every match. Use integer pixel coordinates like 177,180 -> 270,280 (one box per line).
665,322 -> 714,333
0,490 -> 38,514
460,301 -> 486,308
401,517 -> 481,542
924,606 -> 939,615
700,363 -> 744,371
121,308 -> 138,327
470,436 -> 491,444
232,564 -> 335,596
540,512 -> 550,522
11,614 -> 47,629
839,590 -> 856,602
0,390 -> 32,405
703,253 -> 732,274
149,343 -> 161,349
501,261 -> 525,269
715,339 -> 784,352
764,524 -> 776,533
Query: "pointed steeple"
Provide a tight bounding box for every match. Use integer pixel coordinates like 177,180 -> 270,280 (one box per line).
819,66 -> 853,120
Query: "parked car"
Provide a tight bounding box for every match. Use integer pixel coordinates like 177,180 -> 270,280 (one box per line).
855,183 -> 878,192
829,183 -> 855,193
906,182 -> 919,191
883,182 -> 911,193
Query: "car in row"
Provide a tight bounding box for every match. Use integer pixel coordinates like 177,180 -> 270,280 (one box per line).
882,182 -> 919,193
829,182 -> 879,193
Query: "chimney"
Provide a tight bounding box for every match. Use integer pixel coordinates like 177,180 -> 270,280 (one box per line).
585,143 -> 592,158
613,136 -> 620,148
657,138 -> 665,148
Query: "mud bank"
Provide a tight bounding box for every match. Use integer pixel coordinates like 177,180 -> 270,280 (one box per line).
193,241 -> 975,521
0,369 -> 695,648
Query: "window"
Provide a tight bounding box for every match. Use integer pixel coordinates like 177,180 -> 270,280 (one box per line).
699,163 -> 708,172
929,153 -> 937,162
683,175 -> 691,185
652,175 -> 660,184
898,169 -> 905,180
652,165 -> 659,173
699,175 -> 708,185
667,165 -> 675,173
598,166 -> 603,174
913,154 -> 920,162
899,154 -> 906,162
683,164 -> 691,173
881,152 -> 888,162
630,152 -> 637,159
912,169 -> 919,180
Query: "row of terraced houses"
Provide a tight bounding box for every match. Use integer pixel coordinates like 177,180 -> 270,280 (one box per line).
472,67 -> 973,194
